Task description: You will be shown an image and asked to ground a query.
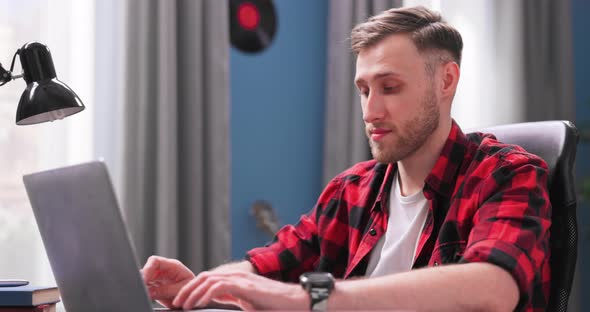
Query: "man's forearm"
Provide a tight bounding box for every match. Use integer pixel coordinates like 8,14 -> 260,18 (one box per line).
329,262 -> 519,312
212,260 -> 256,273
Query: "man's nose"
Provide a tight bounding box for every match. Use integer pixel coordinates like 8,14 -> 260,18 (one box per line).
362,93 -> 386,123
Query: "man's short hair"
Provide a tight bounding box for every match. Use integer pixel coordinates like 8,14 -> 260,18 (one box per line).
350,6 -> 463,67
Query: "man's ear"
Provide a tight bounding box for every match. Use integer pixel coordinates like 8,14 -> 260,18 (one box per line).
440,61 -> 460,100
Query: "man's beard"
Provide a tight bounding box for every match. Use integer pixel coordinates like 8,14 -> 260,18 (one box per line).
367,87 -> 440,163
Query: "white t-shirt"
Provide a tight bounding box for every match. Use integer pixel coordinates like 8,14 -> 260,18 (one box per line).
365,173 -> 429,277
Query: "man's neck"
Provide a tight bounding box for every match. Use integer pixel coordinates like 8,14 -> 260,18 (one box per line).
397,118 -> 452,196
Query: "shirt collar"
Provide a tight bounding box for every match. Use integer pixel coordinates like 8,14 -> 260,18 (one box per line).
373,120 -> 469,211
423,120 -> 469,197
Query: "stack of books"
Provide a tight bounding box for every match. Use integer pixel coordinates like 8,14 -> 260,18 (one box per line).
0,285 -> 60,312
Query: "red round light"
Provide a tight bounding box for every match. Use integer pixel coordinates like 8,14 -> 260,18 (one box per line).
237,2 -> 260,30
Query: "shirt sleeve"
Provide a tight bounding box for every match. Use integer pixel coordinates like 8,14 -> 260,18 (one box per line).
245,177 -> 343,282
460,152 -> 551,310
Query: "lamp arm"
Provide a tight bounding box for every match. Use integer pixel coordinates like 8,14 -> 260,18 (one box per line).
0,63 -> 11,86
0,50 -> 21,86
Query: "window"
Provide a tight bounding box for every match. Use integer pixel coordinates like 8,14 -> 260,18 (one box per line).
0,0 -> 95,297
404,0 -> 525,128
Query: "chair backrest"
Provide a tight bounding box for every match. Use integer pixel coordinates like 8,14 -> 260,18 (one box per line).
467,120 -> 579,312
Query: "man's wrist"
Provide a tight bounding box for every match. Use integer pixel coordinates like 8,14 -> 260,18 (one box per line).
290,283 -> 310,310
212,260 -> 255,273
327,280 -> 356,311
299,272 -> 335,311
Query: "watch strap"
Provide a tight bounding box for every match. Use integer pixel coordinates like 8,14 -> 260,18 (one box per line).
309,287 -> 330,311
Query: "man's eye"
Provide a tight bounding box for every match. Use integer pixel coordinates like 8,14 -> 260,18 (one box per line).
383,86 -> 398,93
358,89 -> 369,97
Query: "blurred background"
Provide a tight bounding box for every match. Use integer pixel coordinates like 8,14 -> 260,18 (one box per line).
0,0 -> 588,311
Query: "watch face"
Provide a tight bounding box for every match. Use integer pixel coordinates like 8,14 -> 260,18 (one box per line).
300,272 -> 335,289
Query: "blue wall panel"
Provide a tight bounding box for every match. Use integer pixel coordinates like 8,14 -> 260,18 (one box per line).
572,0 -> 590,309
230,0 -> 328,258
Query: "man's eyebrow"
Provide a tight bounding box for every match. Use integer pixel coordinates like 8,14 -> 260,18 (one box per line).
355,71 -> 400,85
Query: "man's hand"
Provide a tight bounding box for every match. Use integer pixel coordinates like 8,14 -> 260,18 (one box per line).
141,256 -> 195,308
171,270 -> 309,311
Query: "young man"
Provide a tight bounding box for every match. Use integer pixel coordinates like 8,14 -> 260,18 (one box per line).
141,6 -> 550,311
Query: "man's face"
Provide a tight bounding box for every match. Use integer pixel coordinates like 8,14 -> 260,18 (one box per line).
355,34 -> 440,163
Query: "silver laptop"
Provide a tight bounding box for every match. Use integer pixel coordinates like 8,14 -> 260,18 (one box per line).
23,161 -> 229,312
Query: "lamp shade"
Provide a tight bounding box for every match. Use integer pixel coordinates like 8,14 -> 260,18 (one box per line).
15,42 -> 84,125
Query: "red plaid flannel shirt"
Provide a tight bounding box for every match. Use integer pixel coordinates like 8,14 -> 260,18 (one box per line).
246,121 -> 551,311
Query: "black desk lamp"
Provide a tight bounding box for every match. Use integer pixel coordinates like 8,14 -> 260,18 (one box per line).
0,42 -> 85,125
0,42 -> 85,289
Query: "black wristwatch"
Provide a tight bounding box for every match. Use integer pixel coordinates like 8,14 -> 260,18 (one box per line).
299,272 -> 335,311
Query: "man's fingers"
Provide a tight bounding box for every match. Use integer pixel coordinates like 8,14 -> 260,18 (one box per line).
189,278 -> 241,310
238,299 -> 256,312
210,294 -> 240,307
188,280 -> 226,309
142,256 -> 190,283
173,271 -> 261,310
148,280 -> 187,300
173,274 -> 206,307
142,255 -> 165,282
187,277 -> 251,311
174,273 -> 223,309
